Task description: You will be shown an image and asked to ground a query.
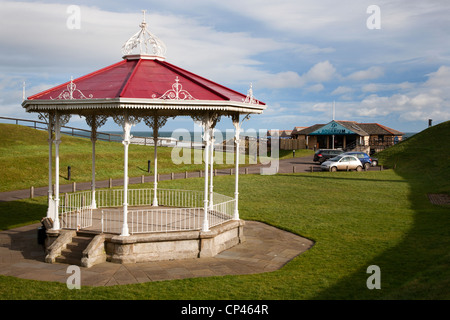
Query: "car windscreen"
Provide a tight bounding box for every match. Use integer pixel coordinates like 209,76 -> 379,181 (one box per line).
329,156 -> 342,162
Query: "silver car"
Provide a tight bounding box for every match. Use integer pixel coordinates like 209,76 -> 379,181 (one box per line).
320,155 -> 363,172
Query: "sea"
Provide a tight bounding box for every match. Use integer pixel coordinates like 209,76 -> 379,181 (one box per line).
59,128 -> 418,144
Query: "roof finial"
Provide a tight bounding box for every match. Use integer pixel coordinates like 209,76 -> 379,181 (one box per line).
243,83 -> 259,104
122,10 -> 167,60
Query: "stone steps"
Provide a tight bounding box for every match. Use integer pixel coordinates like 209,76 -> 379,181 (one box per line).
55,234 -> 93,266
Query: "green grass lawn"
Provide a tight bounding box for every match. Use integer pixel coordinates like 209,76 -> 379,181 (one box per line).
0,122 -> 448,300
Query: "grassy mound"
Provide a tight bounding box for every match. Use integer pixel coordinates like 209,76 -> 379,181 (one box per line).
376,120 -> 450,194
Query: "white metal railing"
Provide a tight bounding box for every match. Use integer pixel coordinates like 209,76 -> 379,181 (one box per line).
59,206 -> 93,230
101,207 -> 204,234
61,190 -> 93,209
94,188 -> 204,209
209,199 -> 235,228
59,188 -> 234,234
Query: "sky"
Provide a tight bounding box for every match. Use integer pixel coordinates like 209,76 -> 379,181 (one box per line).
1,0 -> 449,134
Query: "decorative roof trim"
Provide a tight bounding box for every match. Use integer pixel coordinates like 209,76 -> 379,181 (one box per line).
152,76 -> 197,101
50,77 -> 93,100
22,98 -> 266,114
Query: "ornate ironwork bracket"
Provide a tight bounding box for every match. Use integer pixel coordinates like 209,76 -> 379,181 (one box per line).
112,113 -> 141,143
153,77 -> 197,101
84,114 -> 108,141
50,77 -> 93,100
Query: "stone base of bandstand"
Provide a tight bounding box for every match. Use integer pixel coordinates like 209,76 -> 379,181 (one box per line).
45,219 -> 245,267
108,219 -> 245,264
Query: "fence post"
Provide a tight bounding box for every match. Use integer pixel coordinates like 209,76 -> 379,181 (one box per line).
30,186 -> 34,199
293,165 -> 295,173
185,171 -> 188,179
109,178 -> 112,188
171,172 -> 174,180
245,168 -> 248,174
72,182 -> 76,193
141,175 -> 144,184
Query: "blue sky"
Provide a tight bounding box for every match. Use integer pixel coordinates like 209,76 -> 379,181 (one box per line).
1,0 -> 449,134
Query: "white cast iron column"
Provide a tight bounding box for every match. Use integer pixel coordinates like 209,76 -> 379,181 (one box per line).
208,128 -> 214,210
232,114 -> 240,220
52,113 -> 67,230
85,115 -> 107,209
202,115 -> 211,232
46,114 -> 54,219
114,112 -> 139,237
143,115 -> 169,207
121,116 -> 132,236
91,136 -> 97,208
153,134 -> 158,206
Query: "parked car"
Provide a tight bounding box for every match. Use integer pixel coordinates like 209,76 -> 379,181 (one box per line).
320,155 -> 363,172
341,152 -> 373,170
313,149 -> 344,163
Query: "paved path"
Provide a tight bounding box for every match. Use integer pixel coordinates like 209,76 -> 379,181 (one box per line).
0,221 -> 314,286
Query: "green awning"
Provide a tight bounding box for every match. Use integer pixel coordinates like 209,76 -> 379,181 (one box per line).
309,121 -> 358,135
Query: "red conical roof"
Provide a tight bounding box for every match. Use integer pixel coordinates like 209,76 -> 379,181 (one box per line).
28,56 -> 264,105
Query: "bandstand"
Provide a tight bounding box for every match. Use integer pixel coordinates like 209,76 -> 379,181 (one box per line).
22,13 -> 266,267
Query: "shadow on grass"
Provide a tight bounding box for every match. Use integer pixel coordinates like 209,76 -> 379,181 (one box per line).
277,172 -> 408,184
310,171 -> 450,299
0,198 -> 48,231
0,198 -> 49,263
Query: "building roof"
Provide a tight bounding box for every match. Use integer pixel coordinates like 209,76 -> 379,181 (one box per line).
357,123 -> 404,136
292,121 -> 404,136
293,124 -> 325,135
291,126 -> 307,135
27,58 -> 258,103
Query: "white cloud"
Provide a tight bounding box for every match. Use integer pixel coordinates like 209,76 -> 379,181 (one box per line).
331,86 -> 353,95
345,65 -> 450,122
256,60 -> 337,89
361,82 -> 415,93
346,66 -> 384,81
303,60 -> 337,83
305,83 -> 325,93
256,71 -> 305,89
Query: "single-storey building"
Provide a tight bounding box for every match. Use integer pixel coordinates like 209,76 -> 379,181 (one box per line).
289,120 -> 404,154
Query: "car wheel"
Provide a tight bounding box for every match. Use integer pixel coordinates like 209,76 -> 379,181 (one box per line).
356,166 -> 362,172
364,162 -> 370,170
330,166 -> 337,172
